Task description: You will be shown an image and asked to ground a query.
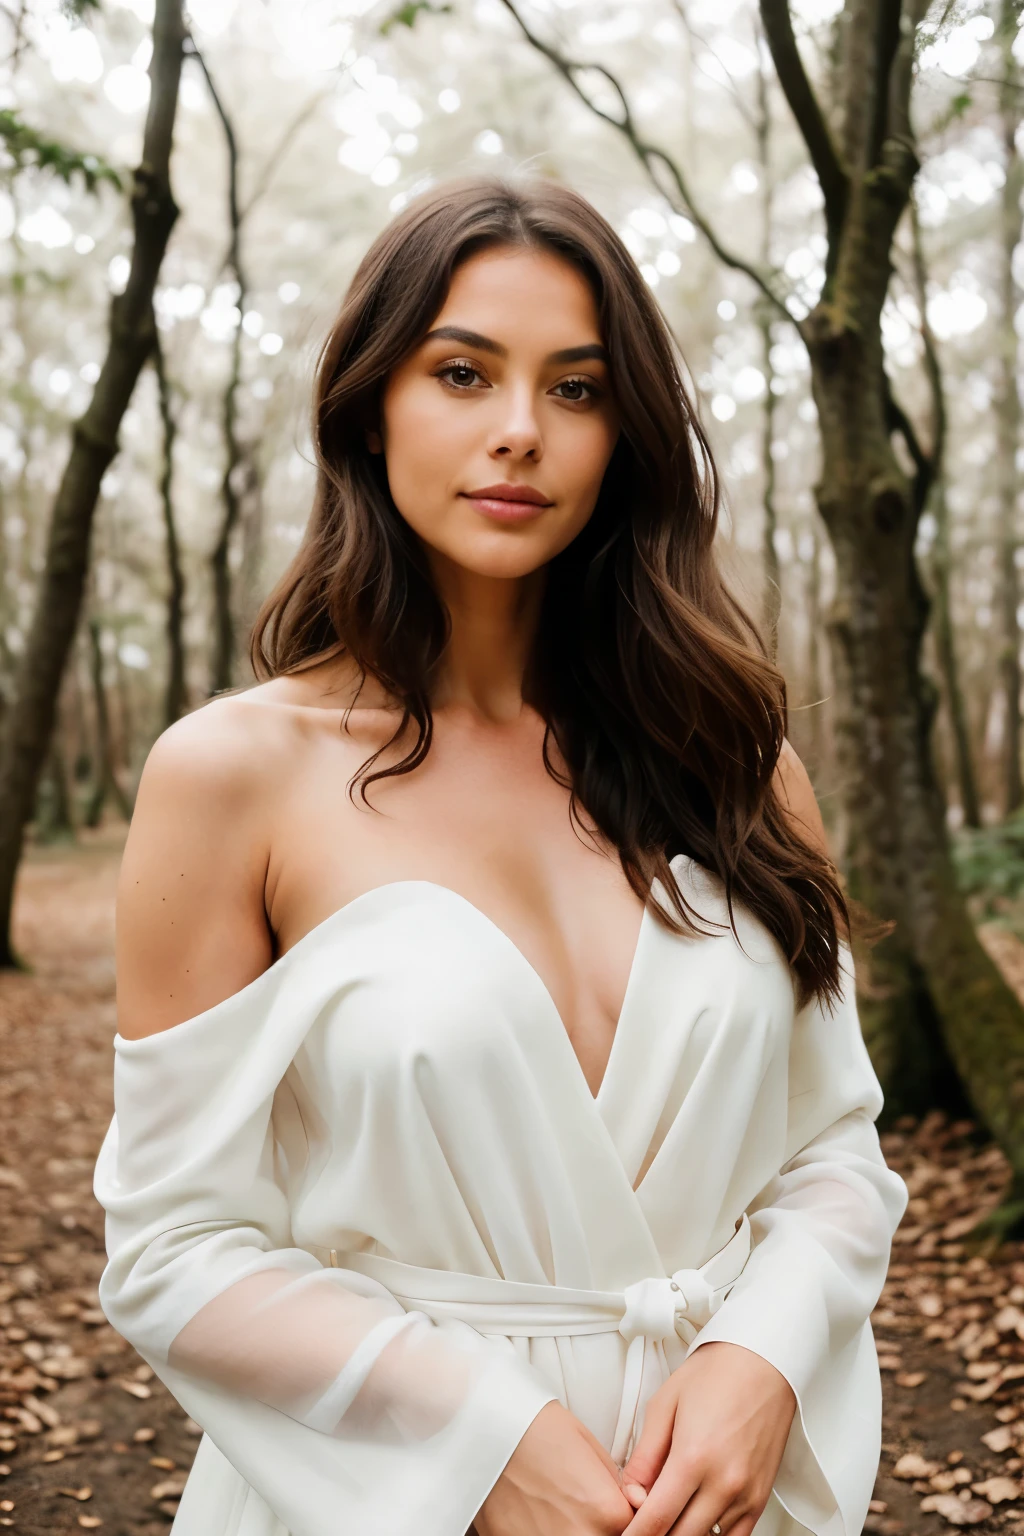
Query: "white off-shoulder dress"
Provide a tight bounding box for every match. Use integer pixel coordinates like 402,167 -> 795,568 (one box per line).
93,853 -> 907,1536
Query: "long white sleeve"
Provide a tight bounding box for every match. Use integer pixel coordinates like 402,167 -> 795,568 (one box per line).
687,948 -> 908,1536
92,947 -> 556,1536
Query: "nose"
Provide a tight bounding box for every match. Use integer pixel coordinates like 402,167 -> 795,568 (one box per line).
487,381 -> 543,463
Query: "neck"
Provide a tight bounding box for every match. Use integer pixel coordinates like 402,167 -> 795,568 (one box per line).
428,553 -> 545,722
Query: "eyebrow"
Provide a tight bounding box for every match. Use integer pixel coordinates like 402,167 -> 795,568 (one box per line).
422,325 -> 610,366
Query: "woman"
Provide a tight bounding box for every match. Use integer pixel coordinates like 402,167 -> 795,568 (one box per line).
94,175 -> 907,1536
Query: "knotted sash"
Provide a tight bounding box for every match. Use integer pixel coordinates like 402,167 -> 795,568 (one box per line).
308,1215 -> 751,1464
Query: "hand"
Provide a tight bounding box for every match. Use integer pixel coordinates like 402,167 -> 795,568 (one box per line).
475,1399 -> 634,1536
618,1342 -> 796,1536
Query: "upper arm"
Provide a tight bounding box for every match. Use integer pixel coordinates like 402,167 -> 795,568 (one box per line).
115,700 -> 276,1040
773,740 -> 830,861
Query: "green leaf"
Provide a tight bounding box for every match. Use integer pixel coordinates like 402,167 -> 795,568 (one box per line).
379,1 -> 454,35
60,0 -> 102,17
0,110 -> 122,193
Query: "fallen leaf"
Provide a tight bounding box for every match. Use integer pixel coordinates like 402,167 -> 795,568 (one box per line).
42,1450 -> 65,1463
919,1494 -> 992,1525
962,1378 -> 1004,1402
77,1518 -> 103,1530
895,1453 -> 942,1480
23,1395 -> 60,1428
984,1428 -> 1017,1454
132,1428 -> 155,1444
966,1362 -> 1003,1381
40,1356 -> 88,1380
972,1479 -> 1022,1504
116,1380 -> 151,1400
869,1501 -> 888,1514
897,1372 -> 927,1388
148,1457 -> 175,1471
149,1475 -> 187,1500
56,1486 -> 93,1501
917,1294 -> 944,1317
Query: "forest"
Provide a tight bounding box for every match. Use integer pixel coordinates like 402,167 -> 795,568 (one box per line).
1,0 -> 1024,1526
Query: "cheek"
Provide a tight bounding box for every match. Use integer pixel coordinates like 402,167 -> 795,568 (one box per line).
379,386 -> 463,503
559,416 -> 619,508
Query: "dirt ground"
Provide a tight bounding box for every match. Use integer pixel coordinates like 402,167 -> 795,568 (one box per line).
2,837 -> 1024,1535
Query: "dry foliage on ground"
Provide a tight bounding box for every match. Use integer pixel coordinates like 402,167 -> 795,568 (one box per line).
2,840 -> 1024,1533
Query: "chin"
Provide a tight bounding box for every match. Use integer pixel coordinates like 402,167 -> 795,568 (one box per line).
444,541 -> 557,581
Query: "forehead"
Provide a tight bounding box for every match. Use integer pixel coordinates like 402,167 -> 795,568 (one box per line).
430,245 -> 603,341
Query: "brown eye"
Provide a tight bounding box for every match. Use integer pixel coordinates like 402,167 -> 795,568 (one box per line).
438,363 -> 483,389
553,377 -> 599,403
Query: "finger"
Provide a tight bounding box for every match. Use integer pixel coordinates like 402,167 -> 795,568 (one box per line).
621,1391 -> 677,1499
669,1482 -> 749,1536
622,1452 -> 701,1536
575,1417 -> 628,1485
677,1509 -> 757,1536
673,1496 -> 750,1536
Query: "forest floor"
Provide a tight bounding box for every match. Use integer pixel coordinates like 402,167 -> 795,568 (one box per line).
1,838 -> 1024,1535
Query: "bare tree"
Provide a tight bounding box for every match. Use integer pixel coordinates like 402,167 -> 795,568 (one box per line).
994,0 -> 1023,813
0,0 -> 186,967
908,195 -> 981,829
495,0 -> 1024,1224
83,614 -> 132,828
187,36 -> 261,696
152,335 -> 188,726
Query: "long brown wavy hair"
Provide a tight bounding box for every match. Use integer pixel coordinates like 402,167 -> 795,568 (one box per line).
251,174 -> 848,1005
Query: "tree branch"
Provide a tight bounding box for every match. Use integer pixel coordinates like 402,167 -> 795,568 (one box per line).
758,0 -> 848,241
887,0 -> 931,151
497,0 -> 791,320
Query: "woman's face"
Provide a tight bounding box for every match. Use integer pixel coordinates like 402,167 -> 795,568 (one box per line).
371,245 -> 620,581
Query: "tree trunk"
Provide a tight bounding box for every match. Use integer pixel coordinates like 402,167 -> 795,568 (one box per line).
189,39 -> 255,696
754,42 -> 781,656
0,0 -> 184,966
34,740 -> 75,845
153,335 -> 188,725
907,195 -> 981,828
808,169 -> 1024,1220
84,617 -> 131,828
930,476 -> 981,829
995,0 -> 1024,815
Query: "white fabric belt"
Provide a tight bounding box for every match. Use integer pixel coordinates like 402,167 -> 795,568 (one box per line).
307,1214 -> 751,1463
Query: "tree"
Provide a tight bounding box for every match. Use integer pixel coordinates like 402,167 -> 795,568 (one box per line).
908,193 -> 981,830
994,0 -> 1023,814
152,335 -> 188,727
0,0 -> 186,967
187,36 -> 259,696
476,0 -> 1024,1226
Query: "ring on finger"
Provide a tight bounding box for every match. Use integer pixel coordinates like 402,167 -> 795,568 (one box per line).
711,1525 -> 722,1534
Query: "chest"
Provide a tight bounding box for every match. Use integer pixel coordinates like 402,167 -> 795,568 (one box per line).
267,711 -> 646,1094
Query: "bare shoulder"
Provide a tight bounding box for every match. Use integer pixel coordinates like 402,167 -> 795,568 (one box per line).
773,739 -> 830,860
116,692 -> 301,1040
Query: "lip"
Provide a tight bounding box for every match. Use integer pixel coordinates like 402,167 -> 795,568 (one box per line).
461,483 -> 554,525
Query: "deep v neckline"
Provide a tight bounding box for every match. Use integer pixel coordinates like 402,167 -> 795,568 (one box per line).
425,882 -> 649,1104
